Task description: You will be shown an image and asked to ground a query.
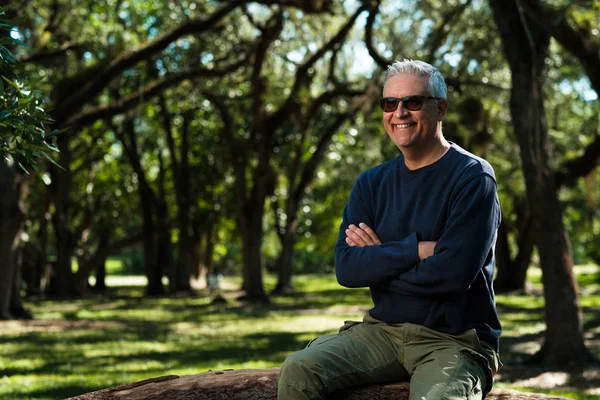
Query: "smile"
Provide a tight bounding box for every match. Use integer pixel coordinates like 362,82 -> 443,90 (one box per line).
394,123 -> 413,128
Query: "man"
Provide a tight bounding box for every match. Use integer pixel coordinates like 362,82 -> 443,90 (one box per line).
278,59 -> 502,400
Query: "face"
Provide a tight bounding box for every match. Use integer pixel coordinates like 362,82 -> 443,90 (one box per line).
382,73 -> 448,151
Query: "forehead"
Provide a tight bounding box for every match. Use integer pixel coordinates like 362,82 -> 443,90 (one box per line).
383,73 -> 429,97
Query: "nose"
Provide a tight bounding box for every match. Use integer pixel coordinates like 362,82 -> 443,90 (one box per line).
393,101 -> 408,117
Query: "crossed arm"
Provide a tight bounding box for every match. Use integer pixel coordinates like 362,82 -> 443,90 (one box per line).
345,222 -> 436,261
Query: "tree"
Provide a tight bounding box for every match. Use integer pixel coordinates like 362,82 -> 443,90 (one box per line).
205,4 -> 368,301
489,0 -> 595,367
271,86 -> 379,294
0,5 -> 56,318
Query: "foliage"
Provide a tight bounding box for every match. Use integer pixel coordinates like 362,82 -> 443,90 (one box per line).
9,0 -> 599,287
0,268 -> 598,399
0,6 -> 57,171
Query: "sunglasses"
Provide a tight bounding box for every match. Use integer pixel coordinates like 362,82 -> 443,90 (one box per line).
380,96 -> 442,112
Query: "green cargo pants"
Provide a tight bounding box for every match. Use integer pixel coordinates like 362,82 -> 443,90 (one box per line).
278,314 -> 501,400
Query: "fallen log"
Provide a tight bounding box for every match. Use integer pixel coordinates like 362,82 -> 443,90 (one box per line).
67,368 -> 573,400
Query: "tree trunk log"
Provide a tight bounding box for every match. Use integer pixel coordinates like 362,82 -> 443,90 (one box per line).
66,368 -> 573,400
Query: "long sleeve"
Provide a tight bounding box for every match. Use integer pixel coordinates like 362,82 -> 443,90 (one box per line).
334,177 -> 420,288
378,173 -> 500,296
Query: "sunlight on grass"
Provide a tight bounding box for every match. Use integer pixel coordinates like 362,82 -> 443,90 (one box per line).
1,268 -> 598,400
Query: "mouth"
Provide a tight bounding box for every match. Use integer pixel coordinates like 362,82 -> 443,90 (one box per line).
393,123 -> 414,129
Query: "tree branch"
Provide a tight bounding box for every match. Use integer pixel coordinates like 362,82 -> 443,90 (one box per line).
424,0 -> 473,63
53,0 -> 246,122
293,87 -> 379,204
519,0 -> 600,94
364,0 -> 390,70
249,10 -> 284,146
79,233 -> 143,276
555,133 -> 600,188
254,0 -> 333,13
65,59 -> 245,128
268,4 -> 367,129
158,95 -> 180,180
202,91 -> 248,206
21,42 -> 83,63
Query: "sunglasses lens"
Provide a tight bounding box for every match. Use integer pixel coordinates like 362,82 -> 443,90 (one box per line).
405,97 -> 423,111
381,98 -> 399,112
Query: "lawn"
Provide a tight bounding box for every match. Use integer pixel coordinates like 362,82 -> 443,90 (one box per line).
0,265 -> 599,399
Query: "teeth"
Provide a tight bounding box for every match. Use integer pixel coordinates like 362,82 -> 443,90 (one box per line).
394,123 -> 412,128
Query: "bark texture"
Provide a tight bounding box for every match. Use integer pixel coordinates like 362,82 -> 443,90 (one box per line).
67,368 -> 572,400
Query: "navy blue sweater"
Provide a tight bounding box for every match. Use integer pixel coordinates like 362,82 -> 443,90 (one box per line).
334,143 -> 502,351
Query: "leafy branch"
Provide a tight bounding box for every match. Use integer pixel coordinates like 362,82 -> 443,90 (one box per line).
0,5 -> 59,172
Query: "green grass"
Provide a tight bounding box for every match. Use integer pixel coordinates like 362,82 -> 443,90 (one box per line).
1,266 -> 599,399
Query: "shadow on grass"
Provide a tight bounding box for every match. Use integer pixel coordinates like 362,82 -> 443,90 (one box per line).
15,329 -> 327,399
8,277 -> 600,400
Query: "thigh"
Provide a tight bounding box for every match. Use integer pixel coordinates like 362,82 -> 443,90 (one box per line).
279,322 -> 409,397
408,346 -> 488,400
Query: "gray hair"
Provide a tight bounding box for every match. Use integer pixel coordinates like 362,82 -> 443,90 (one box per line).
384,59 -> 447,99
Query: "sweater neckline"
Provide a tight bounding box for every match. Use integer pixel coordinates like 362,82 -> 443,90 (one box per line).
397,143 -> 457,175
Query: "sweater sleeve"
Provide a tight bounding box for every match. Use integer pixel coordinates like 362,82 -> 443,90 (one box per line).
334,177 -> 420,288
378,173 -> 500,296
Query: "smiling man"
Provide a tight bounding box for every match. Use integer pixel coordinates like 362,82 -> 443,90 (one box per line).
277,59 -> 502,400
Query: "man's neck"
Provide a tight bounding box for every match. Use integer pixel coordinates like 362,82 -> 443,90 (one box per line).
403,138 -> 450,170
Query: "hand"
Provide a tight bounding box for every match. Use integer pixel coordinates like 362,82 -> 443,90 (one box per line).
418,241 -> 437,260
345,223 -> 382,247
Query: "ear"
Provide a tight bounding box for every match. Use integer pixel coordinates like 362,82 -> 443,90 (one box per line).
437,98 -> 449,121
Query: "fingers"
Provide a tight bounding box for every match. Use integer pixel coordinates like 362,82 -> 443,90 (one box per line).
358,222 -> 382,245
345,225 -> 367,246
345,223 -> 381,247
345,237 -> 358,247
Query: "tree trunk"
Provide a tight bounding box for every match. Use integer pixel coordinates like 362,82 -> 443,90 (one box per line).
190,229 -> 204,280
155,196 -> 170,294
118,120 -> 164,296
94,258 -> 107,290
489,0 -> 594,366
10,246 -> 32,319
240,204 -> 269,302
0,161 -> 27,319
20,242 -> 42,296
37,189 -> 52,294
203,214 -> 218,280
495,212 -> 535,293
154,155 -> 169,294
48,135 -> 76,298
74,230 -> 110,296
170,113 -> 193,293
159,99 -> 194,294
272,227 -> 296,295
67,368 -> 573,400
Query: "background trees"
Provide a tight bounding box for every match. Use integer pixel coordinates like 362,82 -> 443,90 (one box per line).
3,0 -> 599,369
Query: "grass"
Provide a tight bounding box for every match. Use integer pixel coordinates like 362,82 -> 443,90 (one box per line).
0,264 -> 599,399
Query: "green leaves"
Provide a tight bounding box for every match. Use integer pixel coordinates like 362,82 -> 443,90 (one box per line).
0,6 -> 57,171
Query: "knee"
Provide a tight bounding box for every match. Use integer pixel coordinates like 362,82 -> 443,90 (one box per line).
279,350 -> 323,392
280,350 -> 316,380
278,350 -> 324,400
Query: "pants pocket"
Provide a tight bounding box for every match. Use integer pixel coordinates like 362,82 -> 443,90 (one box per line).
459,349 -> 487,400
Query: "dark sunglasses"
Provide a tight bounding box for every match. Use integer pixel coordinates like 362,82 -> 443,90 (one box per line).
380,95 -> 441,112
